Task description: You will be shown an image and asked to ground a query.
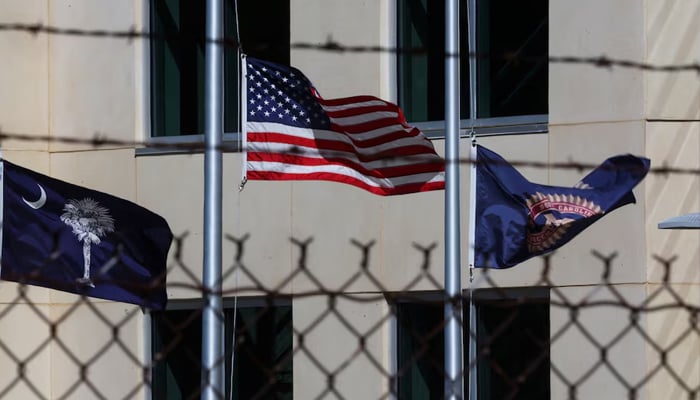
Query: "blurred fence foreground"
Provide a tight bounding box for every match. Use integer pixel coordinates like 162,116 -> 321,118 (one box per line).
0,234 -> 697,400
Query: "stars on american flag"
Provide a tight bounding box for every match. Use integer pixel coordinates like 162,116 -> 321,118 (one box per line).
246,61 -> 330,129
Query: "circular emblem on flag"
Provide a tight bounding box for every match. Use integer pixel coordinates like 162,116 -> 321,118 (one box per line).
525,193 -> 602,252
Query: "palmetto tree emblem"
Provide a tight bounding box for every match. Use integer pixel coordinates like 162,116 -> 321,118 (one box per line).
60,198 -> 115,286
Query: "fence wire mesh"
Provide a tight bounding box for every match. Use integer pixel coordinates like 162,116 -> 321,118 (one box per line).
0,233 -> 697,400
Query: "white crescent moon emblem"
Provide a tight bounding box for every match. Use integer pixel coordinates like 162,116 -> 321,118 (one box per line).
22,184 -> 47,209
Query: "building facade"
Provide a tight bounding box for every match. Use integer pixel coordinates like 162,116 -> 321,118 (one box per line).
0,0 -> 698,399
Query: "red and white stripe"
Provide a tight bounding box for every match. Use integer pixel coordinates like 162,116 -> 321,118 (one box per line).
245,94 -> 446,196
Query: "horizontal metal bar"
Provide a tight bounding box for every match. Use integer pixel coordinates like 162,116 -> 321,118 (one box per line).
159,296 -> 292,311
136,114 -> 548,155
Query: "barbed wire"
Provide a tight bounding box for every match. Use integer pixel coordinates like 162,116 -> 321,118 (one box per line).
1,128 -> 698,177
2,22 -> 700,74
1,24 -> 698,177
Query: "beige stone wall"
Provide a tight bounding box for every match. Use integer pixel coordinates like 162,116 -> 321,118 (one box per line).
643,2 -> 700,398
0,302 -> 51,398
645,122 -> 700,284
290,0 -> 384,98
0,0 -> 49,152
550,285 -> 650,399
293,295 -> 391,399
49,303 -> 145,399
549,0 -> 645,125
0,2 -> 144,398
645,1 -> 700,120
644,284 -> 700,400
47,0 -> 137,153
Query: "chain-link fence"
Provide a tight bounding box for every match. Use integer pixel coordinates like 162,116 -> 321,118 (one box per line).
1,233 -> 697,400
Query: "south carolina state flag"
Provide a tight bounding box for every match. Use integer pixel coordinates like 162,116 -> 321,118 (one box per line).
0,160 -> 172,310
474,145 -> 650,269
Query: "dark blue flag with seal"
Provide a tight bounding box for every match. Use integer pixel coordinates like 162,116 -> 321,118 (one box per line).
474,145 -> 650,269
0,160 -> 172,310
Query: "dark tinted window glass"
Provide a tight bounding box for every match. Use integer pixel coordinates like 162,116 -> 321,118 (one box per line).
151,308 -> 204,399
397,0 -> 547,122
396,293 -> 549,399
477,0 -> 548,118
151,0 -> 205,137
227,306 -> 293,400
397,301 -> 446,399
477,299 -> 550,399
150,0 -> 290,137
397,0 -> 469,122
151,304 -> 293,400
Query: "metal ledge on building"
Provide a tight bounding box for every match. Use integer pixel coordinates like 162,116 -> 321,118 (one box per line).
657,212 -> 700,229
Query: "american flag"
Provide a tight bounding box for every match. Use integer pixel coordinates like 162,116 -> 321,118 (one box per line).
242,57 -> 446,196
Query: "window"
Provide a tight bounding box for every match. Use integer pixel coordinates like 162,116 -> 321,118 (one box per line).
150,300 -> 293,399
395,289 -> 549,399
475,294 -> 550,399
397,0 -> 548,128
150,0 -> 290,137
396,297 -> 448,399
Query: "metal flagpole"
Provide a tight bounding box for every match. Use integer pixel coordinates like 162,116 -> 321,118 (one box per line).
203,0 -> 224,398
444,0 -> 463,398
466,0 -> 478,397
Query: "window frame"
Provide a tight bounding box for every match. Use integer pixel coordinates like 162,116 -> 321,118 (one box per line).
413,114 -> 548,140
390,291 -> 448,399
472,287 -> 550,400
396,0 -> 549,140
389,287 -> 550,399
139,0 -> 289,155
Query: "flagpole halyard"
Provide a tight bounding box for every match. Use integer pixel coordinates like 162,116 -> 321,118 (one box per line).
467,133 -> 478,400
240,53 -> 248,191
466,0 -> 478,393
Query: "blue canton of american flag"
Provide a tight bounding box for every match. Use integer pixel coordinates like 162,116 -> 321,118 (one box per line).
242,56 -> 446,196
246,60 -> 330,130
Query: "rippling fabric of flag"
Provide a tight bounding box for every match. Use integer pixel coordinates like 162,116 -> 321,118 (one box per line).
242,56 -> 446,195
0,160 -> 172,310
474,145 -> 650,269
